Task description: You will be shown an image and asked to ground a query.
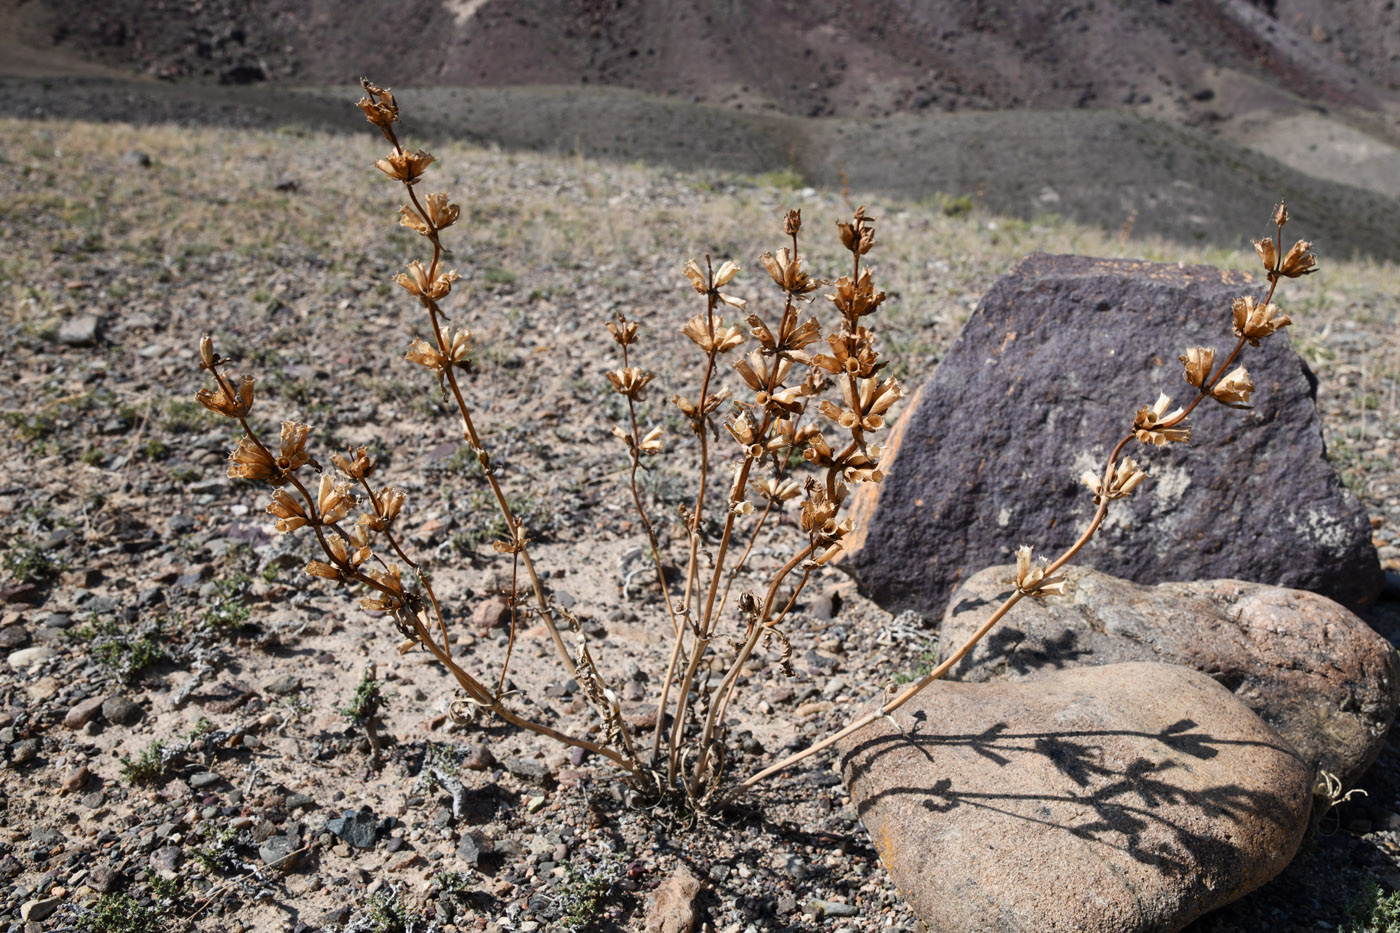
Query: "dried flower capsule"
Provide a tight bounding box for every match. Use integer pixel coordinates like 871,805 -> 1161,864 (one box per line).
422,192 -> 460,230
1253,238 -> 1277,273
828,268 -> 886,321
1133,393 -> 1190,447
784,209 -> 802,236
1231,296 -> 1292,346
636,426 -> 663,456
606,313 -> 639,347
758,248 -> 819,296
332,446 -> 375,480
398,205 -> 431,236
276,422 -> 313,473
1278,240 -> 1316,278
375,148 -> 434,184
606,367 -> 654,400
196,373 -> 255,419
682,258 -> 746,309
317,473 -> 356,524
1273,200 -> 1289,227
1210,366 -> 1255,408
1081,457 -> 1147,505
357,79 -> 399,128
199,334 -> 216,370
1179,346 -> 1215,389
395,261 -> 459,302
681,314 -> 745,354
756,477 -> 801,503
1014,545 -> 1066,599
836,206 -> 877,255
227,436 -> 281,483
305,559 -> 341,580
267,488 -> 307,533
405,337 -> 444,370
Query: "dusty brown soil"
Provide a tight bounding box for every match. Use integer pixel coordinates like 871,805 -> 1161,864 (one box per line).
0,80 -> 1397,933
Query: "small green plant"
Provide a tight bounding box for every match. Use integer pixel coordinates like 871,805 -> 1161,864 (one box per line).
81,447 -> 105,466
120,740 -> 172,785
2,541 -> 59,585
338,665 -> 386,728
79,617 -> 165,683
1344,879 -> 1400,933
76,893 -> 162,933
892,645 -> 941,685
193,823 -> 240,874
432,870 -> 473,896
201,572 -> 252,629
556,855 -> 623,931
355,889 -> 424,933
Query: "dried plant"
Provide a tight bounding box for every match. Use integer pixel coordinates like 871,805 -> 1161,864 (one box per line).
193,80 -> 1314,810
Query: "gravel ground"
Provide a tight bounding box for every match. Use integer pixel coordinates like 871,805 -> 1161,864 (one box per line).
0,85 -> 1397,932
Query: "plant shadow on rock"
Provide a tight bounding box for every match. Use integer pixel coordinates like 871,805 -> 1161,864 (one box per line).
843,716 -> 1304,877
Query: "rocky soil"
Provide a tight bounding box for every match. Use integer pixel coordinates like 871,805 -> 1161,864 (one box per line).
0,90 -> 1398,932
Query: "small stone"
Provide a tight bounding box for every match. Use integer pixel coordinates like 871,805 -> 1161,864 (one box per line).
260,673 -> 301,696
456,829 -> 492,866
471,596 -> 511,632
10,738 -> 38,765
149,846 -> 182,876
644,864 -> 701,933
503,756 -> 551,785
285,793 -> 314,810
326,810 -> 379,849
63,696 -> 106,730
259,835 -> 302,871
7,646 -> 55,671
58,314 -> 100,346
189,772 -> 220,789
525,795 -> 546,813
101,696 -> 143,726
61,765 -> 89,793
87,865 -> 119,893
0,625 -> 28,649
808,899 -> 859,918
810,587 -> 843,620
462,743 -> 497,772
80,791 -> 105,809
20,897 -> 61,922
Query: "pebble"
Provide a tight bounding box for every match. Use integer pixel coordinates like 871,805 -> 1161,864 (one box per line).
325,810 -> 380,849
259,835 -> 303,871
58,314 -> 99,346
101,696 -> 143,726
63,696 -> 106,729
60,765 -> 89,793
7,646 -> 55,671
462,743 -> 497,771
20,897 -> 61,922
261,673 -> 302,695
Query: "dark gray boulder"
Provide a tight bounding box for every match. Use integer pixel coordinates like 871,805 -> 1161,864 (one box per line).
843,253 -> 1381,614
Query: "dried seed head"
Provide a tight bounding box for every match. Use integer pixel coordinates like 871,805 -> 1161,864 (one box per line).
398,205 -> 431,236
267,488 -> 307,533
828,268 -> 886,321
1273,199 -> 1289,227
1179,346 -> 1215,389
195,372 -> 255,419
758,248 -> 819,297
636,425 -> 663,456
1210,365 -> 1255,408
227,436 -> 281,484
374,148 -> 434,185
606,313 -> 639,347
422,192 -> 460,231
1278,239 -> 1317,278
836,206 -> 877,255
1133,392 -> 1190,447
682,258 -> 746,309
1231,295 -> 1292,346
277,422 -> 313,474
681,314 -> 745,355
317,473 -> 356,524
1081,457 -> 1147,506
357,78 -> 399,129
1014,545 -> 1066,599
305,559 -> 341,580
1253,238 -> 1277,274
395,261 -> 459,303
784,209 -> 802,236
405,337 -> 443,370
756,477 -> 802,503
332,446 -> 375,480
606,367 -> 655,400
199,334 -> 216,370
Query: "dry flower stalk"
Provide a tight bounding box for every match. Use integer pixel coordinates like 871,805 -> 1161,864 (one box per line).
195,82 -> 1312,809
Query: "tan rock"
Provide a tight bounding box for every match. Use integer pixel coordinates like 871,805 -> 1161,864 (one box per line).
644,863 -> 702,933
839,662 -> 1312,933
940,567 -> 1398,787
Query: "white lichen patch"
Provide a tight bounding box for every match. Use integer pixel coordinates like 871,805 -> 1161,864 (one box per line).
1287,507 -> 1353,555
